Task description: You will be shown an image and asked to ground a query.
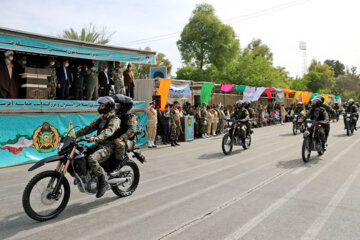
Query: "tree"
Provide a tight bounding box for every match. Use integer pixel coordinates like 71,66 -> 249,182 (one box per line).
58,23 -> 114,44
305,59 -> 335,93
244,39 -> 273,62
324,59 -> 345,77
177,3 -> 239,70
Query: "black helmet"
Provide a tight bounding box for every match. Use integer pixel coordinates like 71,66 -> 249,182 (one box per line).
97,96 -> 115,114
111,94 -> 133,113
310,98 -> 322,108
297,101 -> 303,106
235,100 -> 243,108
244,100 -> 251,108
348,99 -> 354,105
315,95 -> 325,104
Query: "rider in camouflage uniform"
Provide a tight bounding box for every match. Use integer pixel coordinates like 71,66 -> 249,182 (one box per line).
46,58 -> 57,99
75,97 -> 120,198
314,95 -> 334,140
109,94 -> 138,172
170,101 -> 181,146
231,100 -> 250,143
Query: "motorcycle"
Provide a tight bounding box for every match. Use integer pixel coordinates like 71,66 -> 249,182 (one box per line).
22,132 -> 145,222
333,109 -> 340,122
344,112 -> 357,136
301,120 -> 327,162
222,119 -> 251,155
292,114 -> 305,135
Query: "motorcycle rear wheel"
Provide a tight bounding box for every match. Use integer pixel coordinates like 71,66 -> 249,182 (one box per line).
22,170 -> 70,222
302,137 -> 311,162
222,133 -> 234,155
111,160 -> 140,198
242,135 -> 251,149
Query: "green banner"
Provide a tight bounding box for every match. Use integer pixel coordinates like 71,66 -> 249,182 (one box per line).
235,85 -> 247,92
200,83 -> 215,104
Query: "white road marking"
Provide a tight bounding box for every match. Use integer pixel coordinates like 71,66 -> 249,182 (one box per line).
300,156 -> 360,240
223,137 -> 360,240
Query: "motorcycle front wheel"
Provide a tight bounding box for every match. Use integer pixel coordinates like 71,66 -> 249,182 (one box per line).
302,137 -> 311,162
293,123 -> 298,135
111,160 -> 140,198
222,133 -> 234,155
242,134 -> 251,149
22,170 -> 70,222
346,123 -> 350,136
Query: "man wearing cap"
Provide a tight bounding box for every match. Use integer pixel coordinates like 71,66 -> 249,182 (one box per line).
0,51 -> 19,98
112,63 -> 125,95
123,63 -> 135,98
45,58 -> 57,99
146,101 -> 158,148
56,60 -> 72,100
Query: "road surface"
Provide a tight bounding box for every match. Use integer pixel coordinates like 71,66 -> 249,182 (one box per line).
1,120 -> 359,240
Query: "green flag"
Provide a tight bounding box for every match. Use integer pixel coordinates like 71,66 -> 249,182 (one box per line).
235,85 -> 246,92
200,83 -> 215,104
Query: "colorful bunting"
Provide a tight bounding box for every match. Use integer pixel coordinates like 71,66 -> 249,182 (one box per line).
235,85 -> 247,92
265,88 -> 274,99
156,79 -> 173,110
200,83 -> 215,104
220,84 -> 234,93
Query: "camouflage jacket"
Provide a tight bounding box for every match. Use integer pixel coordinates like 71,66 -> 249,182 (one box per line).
75,113 -> 120,143
170,108 -> 180,124
118,113 -> 138,141
231,108 -> 249,121
306,107 -> 329,121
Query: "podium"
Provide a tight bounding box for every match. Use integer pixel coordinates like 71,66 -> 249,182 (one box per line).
20,67 -> 50,99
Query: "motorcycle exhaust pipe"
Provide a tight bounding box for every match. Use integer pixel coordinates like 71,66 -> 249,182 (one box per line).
107,178 -> 128,185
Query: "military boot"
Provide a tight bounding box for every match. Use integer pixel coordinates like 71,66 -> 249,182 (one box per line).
175,141 -> 180,146
96,175 -> 107,198
171,141 -> 176,147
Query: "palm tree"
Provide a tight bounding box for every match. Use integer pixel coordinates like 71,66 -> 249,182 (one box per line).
58,23 -> 114,45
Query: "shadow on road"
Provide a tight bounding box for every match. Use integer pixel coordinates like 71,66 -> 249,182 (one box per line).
333,133 -> 348,138
276,155 -> 323,169
197,152 -> 226,160
0,196 -> 118,239
279,133 -> 297,137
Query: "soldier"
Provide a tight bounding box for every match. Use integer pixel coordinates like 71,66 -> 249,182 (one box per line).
231,100 -> 250,144
86,64 -> 98,100
212,106 -> 219,136
201,102 -> 208,138
46,58 -> 57,99
111,94 -> 138,172
112,64 -> 125,95
146,101 -> 158,148
206,106 -> 214,137
170,101 -> 181,146
194,105 -> 201,138
219,106 -> 226,133
75,97 -> 120,198
314,95 -> 334,140
72,65 -> 85,100
257,104 -> 263,127
244,101 -> 255,134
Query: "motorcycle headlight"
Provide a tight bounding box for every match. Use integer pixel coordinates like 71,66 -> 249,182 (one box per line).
307,122 -> 312,128
347,114 -> 351,117
58,142 -> 64,152
229,122 -> 233,126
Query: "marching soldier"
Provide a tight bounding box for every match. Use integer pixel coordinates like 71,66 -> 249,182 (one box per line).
170,101 -> 181,146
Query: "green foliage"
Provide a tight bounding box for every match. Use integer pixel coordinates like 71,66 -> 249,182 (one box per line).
324,59 -> 345,77
59,23 -> 114,45
305,59 -> 334,93
243,39 -> 273,62
177,3 -> 239,70
290,78 -> 309,91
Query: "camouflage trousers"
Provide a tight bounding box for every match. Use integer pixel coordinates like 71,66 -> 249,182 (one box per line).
88,144 -> 115,177
170,122 -> 181,141
114,82 -> 125,95
48,82 -> 56,100
114,139 -> 135,162
239,124 -> 247,139
200,119 -> 207,134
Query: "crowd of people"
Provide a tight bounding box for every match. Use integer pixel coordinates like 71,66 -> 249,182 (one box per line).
0,50 -> 136,100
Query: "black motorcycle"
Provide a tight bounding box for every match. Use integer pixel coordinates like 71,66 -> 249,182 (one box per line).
301,120 -> 326,162
22,132 -> 145,221
344,112 -> 356,136
292,113 -> 305,135
222,119 -> 251,155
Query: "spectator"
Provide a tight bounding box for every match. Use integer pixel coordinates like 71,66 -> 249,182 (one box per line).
146,101 -> 157,148
161,104 -> 171,144
112,63 -> 125,95
98,65 -> 111,97
56,60 -> 72,100
123,63 -> 135,98
0,51 -> 19,98
280,104 -> 285,125
86,64 -> 98,100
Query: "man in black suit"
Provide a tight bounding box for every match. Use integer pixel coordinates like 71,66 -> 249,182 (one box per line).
56,60 -> 72,100
98,65 -> 111,96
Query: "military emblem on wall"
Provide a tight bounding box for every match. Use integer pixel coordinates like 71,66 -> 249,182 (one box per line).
186,117 -> 193,126
32,122 -> 60,153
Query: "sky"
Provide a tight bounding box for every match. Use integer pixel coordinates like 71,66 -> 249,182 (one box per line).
1,0 -> 359,78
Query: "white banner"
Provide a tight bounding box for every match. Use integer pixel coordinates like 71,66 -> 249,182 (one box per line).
243,87 -> 256,102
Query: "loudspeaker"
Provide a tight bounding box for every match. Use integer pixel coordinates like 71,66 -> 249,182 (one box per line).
153,95 -> 161,109
194,95 -> 200,107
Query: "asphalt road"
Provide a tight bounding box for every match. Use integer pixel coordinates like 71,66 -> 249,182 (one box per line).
1,120 -> 359,240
